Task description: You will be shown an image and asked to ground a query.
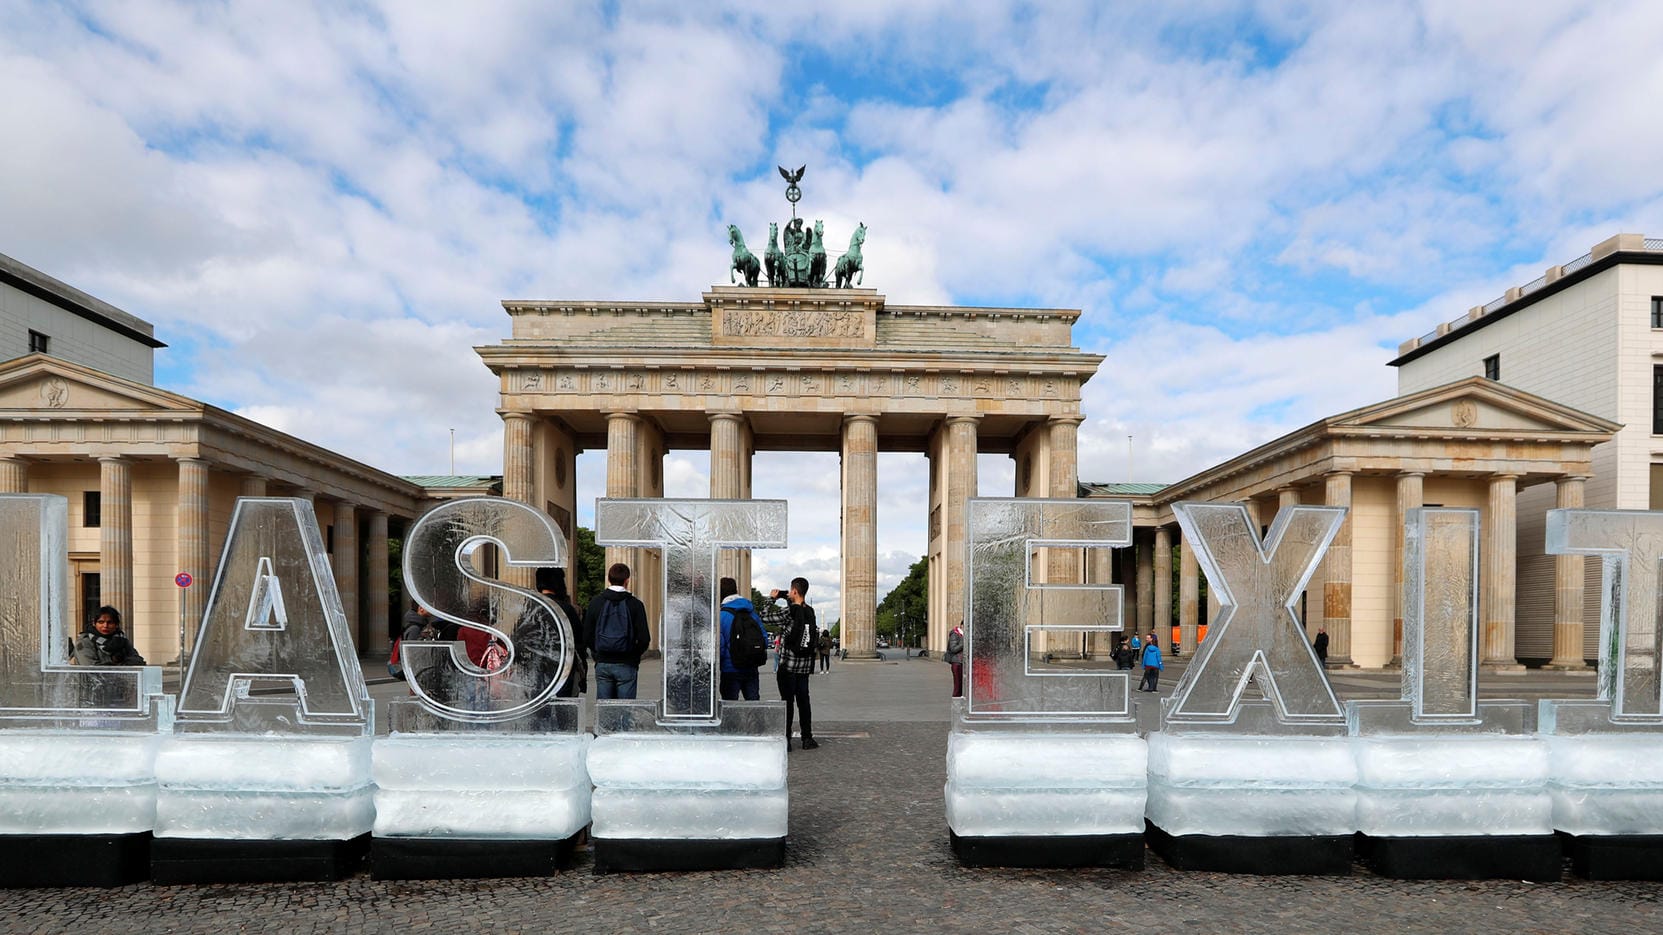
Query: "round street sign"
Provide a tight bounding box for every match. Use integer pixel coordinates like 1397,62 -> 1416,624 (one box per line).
175,572 -> 193,588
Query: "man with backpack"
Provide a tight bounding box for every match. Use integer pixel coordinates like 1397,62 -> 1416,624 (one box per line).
759,577 -> 819,750
582,562 -> 651,699
718,577 -> 766,701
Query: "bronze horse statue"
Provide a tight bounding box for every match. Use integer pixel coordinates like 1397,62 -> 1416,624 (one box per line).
835,223 -> 866,288
809,220 -> 828,288
728,224 -> 760,287
765,221 -> 785,287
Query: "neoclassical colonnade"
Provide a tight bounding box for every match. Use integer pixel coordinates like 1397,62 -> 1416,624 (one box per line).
480,286 -> 1104,658
1086,378 -> 1617,669
0,354 -> 425,659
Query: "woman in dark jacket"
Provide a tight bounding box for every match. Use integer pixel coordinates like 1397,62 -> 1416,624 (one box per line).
72,606 -> 145,666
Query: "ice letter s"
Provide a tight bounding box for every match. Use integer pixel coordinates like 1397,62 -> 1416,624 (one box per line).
1166,501 -> 1345,725
964,498 -> 1132,719
594,498 -> 788,721
175,498 -> 370,734
400,497 -> 575,723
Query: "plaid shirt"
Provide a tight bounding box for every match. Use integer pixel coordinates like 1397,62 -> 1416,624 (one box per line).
759,599 -> 818,675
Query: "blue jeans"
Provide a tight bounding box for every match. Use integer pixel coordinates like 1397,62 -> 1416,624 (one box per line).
721,670 -> 761,701
595,661 -> 639,700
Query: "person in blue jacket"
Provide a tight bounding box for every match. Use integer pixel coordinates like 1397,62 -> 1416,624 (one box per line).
719,576 -> 762,701
1138,632 -> 1163,693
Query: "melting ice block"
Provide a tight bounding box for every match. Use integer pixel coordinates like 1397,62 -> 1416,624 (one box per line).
591,788 -> 788,840
153,735 -> 374,840
1353,735 -> 1551,836
372,734 -> 591,840
0,732 -> 161,834
587,733 -> 787,841
944,732 -> 1147,837
1145,732 -> 1357,837
1544,734 -> 1663,835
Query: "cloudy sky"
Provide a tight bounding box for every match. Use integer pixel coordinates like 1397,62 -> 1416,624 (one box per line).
5,1 -> 1663,624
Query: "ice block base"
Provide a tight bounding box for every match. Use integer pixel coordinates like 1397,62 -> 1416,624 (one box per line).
1562,833 -> 1663,880
1360,834 -> 1561,881
371,833 -> 581,879
949,831 -> 1144,869
0,832 -> 150,887
591,836 -> 784,873
150,834 -> 369,884
1145,823 -> 1352,875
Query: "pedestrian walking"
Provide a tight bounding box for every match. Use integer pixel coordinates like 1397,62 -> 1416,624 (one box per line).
1313,627 -> 1329,667
1138,632 -> 1163,693
944,620 -> 965,697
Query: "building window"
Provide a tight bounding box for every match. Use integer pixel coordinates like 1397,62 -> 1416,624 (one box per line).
83,491 -> 101,528
1654,296 -> 1663,329
1483,354 -> 1500,381
1655,366 -> 1663,434
28,330 -> 49,353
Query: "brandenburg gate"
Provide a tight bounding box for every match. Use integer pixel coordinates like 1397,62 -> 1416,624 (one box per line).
478,285 -> 1102,658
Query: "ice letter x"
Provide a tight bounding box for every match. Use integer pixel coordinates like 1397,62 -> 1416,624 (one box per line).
1166,502 -> 1345,725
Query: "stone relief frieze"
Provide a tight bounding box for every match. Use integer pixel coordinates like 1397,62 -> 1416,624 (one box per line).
558,373 -> 576,391
723,309 -> 865,339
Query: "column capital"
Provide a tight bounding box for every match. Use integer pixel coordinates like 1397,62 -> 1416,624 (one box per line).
96,454 -> 129,465
1489,472 -> 1522,483
1324,468 -> 1354,479
500,410 -> 536,423
603,409 -> 641,423
173,456 -> 210,466
843,412 -> 880,426
1395,470 -> 1426,479
1047,414 -> 1085,427
945,413 -> 983,427
1557,473 -> 1591,484
708,410 -> 745,426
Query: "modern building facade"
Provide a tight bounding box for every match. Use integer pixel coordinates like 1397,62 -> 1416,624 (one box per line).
1,251 -> 164,385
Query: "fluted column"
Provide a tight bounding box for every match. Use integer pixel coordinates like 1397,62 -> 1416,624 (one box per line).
367,511 -> 390,650
944,415 -> 979,644
333,502 -> 359,651
1135,531 -> 1154,634
1179,532 -> 1198,655
1047,415 -> 1082,497
1547,476 -> 1590,669
98,456 -> 134,620
841,414 -> 880,658
604,411 -> 641,586
710,411 -> 746,585
241,475 -> 267,498
0,456 -> 28,492
1323,471 -> 1354,666
1390,472 -> 1424,667
1154,525 -> 1173,642
1277,487 -> 1301,515
176,458 -> 211,644
500,411 -> 538,590
1482,474 -> 1522,670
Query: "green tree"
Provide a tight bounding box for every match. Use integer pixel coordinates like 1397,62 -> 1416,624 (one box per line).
875,556 -> 928,646
575,526 -> 605,606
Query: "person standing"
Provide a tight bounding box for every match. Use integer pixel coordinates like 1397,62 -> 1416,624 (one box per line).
582,562 -> 651,699
818,630 -> 833,673
1313,627 -> 1329,667
72,606 -> 145,666
718,576 -> 764,701
537,567 -> 588,698
1138,632 -> 1163,693
759,576 -> 819,750
944,620 -> 966,698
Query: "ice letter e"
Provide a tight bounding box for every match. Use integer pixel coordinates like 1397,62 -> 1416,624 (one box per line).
0,494 -> 172,884
946,498 -> 1146,869
154,498 -> 373,861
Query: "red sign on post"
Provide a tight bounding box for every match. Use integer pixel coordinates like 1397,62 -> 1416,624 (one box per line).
175,572 -> 193,589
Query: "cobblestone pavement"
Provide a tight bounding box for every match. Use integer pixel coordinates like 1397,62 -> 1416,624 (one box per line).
6,660 -> 1654,934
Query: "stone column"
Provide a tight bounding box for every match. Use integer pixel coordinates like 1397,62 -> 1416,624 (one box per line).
98,456 -> 134,621
1390,472 -> 1424,667
500,411 -> 537,590
1322,471 -> 1354,666
1179,532 -> 1198,655
0,456 -> 28,492
1277,487 -> 1301,515
1047,416 -> 1082,497
367,511 -> 390,650
739,418 -> 755,594
333,502 -> 359,652
1482,474 -> 1522,671
1135,531 -> 1154,634
944,415 -> 979,645
241,475 -> 267,498
842,414 -> 880,659
1154,525 -> 1172,641
710,411 -> 746,585
176,458 -> 212,647
1547,476 -> 1590,670
604,411 -> 640,594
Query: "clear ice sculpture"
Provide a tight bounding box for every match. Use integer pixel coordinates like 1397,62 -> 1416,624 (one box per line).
962,498 -> 1133,721
175,498 -> 371,735
1164,501 -> 1345,731
593,498 -> 788,722
397,497 -> 577,726
1347,509 -> 1548,841
0,494 -> 172,839
946,499 -> 1147,847
0,494 -> 170,729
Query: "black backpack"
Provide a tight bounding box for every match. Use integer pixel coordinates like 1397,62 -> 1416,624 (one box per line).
594,599 -> 633,655
728,607 -> 768,669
